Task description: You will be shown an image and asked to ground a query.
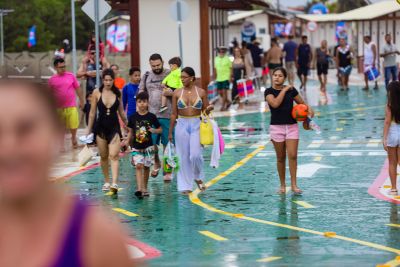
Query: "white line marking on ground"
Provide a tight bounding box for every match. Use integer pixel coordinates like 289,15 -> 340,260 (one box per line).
308,140 -> 325,148
337,140 -> 353,148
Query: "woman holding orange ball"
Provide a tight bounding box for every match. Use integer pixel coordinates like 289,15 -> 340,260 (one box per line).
264,67 -> 314,194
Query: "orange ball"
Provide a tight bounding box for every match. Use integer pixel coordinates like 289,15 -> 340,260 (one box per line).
292,104 -> 308,121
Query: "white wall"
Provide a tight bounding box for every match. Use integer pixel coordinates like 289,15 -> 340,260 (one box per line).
228,13 -> 271,51
139,0 -> 200,75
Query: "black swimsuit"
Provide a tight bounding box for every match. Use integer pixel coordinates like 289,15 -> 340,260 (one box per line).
95,94 -> 121,144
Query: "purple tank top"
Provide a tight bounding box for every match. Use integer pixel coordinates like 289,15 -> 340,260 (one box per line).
51,198 -> 87,267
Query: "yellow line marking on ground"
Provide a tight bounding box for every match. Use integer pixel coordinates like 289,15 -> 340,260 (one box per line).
378,256 -> 400,267
313,156 -> 322,161
189,146 -> 400,255
257,256 -> 282,263
293,201 -> 315,209
112,208 -> 139,217
386,224 -> 400,228
199,231 -> 228,241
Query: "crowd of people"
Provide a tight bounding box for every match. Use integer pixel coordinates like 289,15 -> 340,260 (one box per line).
2,28 -> 400,266
45,32 -> 400,198
48,45 -> 214,198
223,33 -> 400,99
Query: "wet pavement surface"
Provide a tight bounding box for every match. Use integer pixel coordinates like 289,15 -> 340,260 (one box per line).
65,81 -> 400,266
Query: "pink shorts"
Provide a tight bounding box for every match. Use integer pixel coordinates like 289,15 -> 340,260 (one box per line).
270,124 -> 299,142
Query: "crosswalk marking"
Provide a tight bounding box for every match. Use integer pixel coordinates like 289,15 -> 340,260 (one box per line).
331,151 -> 362,156
337,140 -> 353,148
368,151 -> 386,156
308,140 -> 325,148
366,139 -> 381,148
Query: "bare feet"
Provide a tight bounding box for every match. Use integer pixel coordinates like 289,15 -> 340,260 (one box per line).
195,180 -> 206,191
163,173 -> 172,182
277,187 -> 286,194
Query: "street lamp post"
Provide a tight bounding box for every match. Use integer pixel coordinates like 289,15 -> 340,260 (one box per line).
0,9 -> 14,66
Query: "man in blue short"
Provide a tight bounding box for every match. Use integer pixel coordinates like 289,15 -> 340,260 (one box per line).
283,35 -> 298,86
296,35 -> 312,91
139,53 -> 172,181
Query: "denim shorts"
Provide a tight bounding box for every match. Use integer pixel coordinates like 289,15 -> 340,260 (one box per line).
387,123 -> 400,147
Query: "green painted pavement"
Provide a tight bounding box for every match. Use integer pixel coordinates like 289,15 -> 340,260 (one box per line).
67,83 -> 400,266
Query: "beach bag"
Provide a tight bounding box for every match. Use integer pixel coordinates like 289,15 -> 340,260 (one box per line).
364,66 -> 380,81
237,79 -> 254,97
200,111 -> 214,145
207,81 -> 218,102
78,145 -> 94,167
163,142 -> 179,173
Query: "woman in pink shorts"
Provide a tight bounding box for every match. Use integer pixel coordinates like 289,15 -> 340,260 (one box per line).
264,67 -> 314,194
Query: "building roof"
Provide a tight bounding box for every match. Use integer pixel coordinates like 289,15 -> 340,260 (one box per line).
296,1 -> 400,22
228,10 -> 264,23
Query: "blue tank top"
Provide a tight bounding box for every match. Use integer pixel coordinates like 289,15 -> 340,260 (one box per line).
51,198 -> 87,267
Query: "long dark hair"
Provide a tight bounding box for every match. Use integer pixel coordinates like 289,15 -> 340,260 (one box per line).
388,81 -> 400,123
100,68 -> 121,98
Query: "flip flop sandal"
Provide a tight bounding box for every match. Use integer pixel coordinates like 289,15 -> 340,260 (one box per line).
389,189 -> 398,196
163,173 -> 172,182
151,168 -> 160,178
102,183 -> 110,192
134,191 -> 143,199
110,184 -> 119,194
195,180 -> 206,192
292,189 -> 303,195
142,192 -> 150,197
181,190 -> 192,195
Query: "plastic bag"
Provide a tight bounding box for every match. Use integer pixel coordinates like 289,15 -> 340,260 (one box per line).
200,111 -> 214,145
78,145 -> 94,166
163,142 -> 180,173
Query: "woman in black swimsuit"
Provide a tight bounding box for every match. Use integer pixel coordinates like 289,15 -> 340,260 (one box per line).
87,69 -> 128,194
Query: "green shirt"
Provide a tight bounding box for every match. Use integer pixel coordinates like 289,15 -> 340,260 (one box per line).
214,55 -> 232,82
162,68 -> 183,89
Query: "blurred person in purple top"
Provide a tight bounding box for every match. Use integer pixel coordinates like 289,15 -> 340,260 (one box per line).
0,80 -> 134,267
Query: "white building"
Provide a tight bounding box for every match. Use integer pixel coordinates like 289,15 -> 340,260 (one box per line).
228,9 -> 290,51
296,0 -> 400,71
104,0 -> 271,88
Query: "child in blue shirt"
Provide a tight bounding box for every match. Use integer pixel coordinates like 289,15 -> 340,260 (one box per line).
122,67 -> 141,117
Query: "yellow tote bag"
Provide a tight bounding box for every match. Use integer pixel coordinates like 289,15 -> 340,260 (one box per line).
200,112 -> 214,145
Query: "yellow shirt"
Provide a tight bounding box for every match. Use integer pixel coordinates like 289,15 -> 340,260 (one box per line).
214,55 -> 232,82
162,68 -> 183,89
